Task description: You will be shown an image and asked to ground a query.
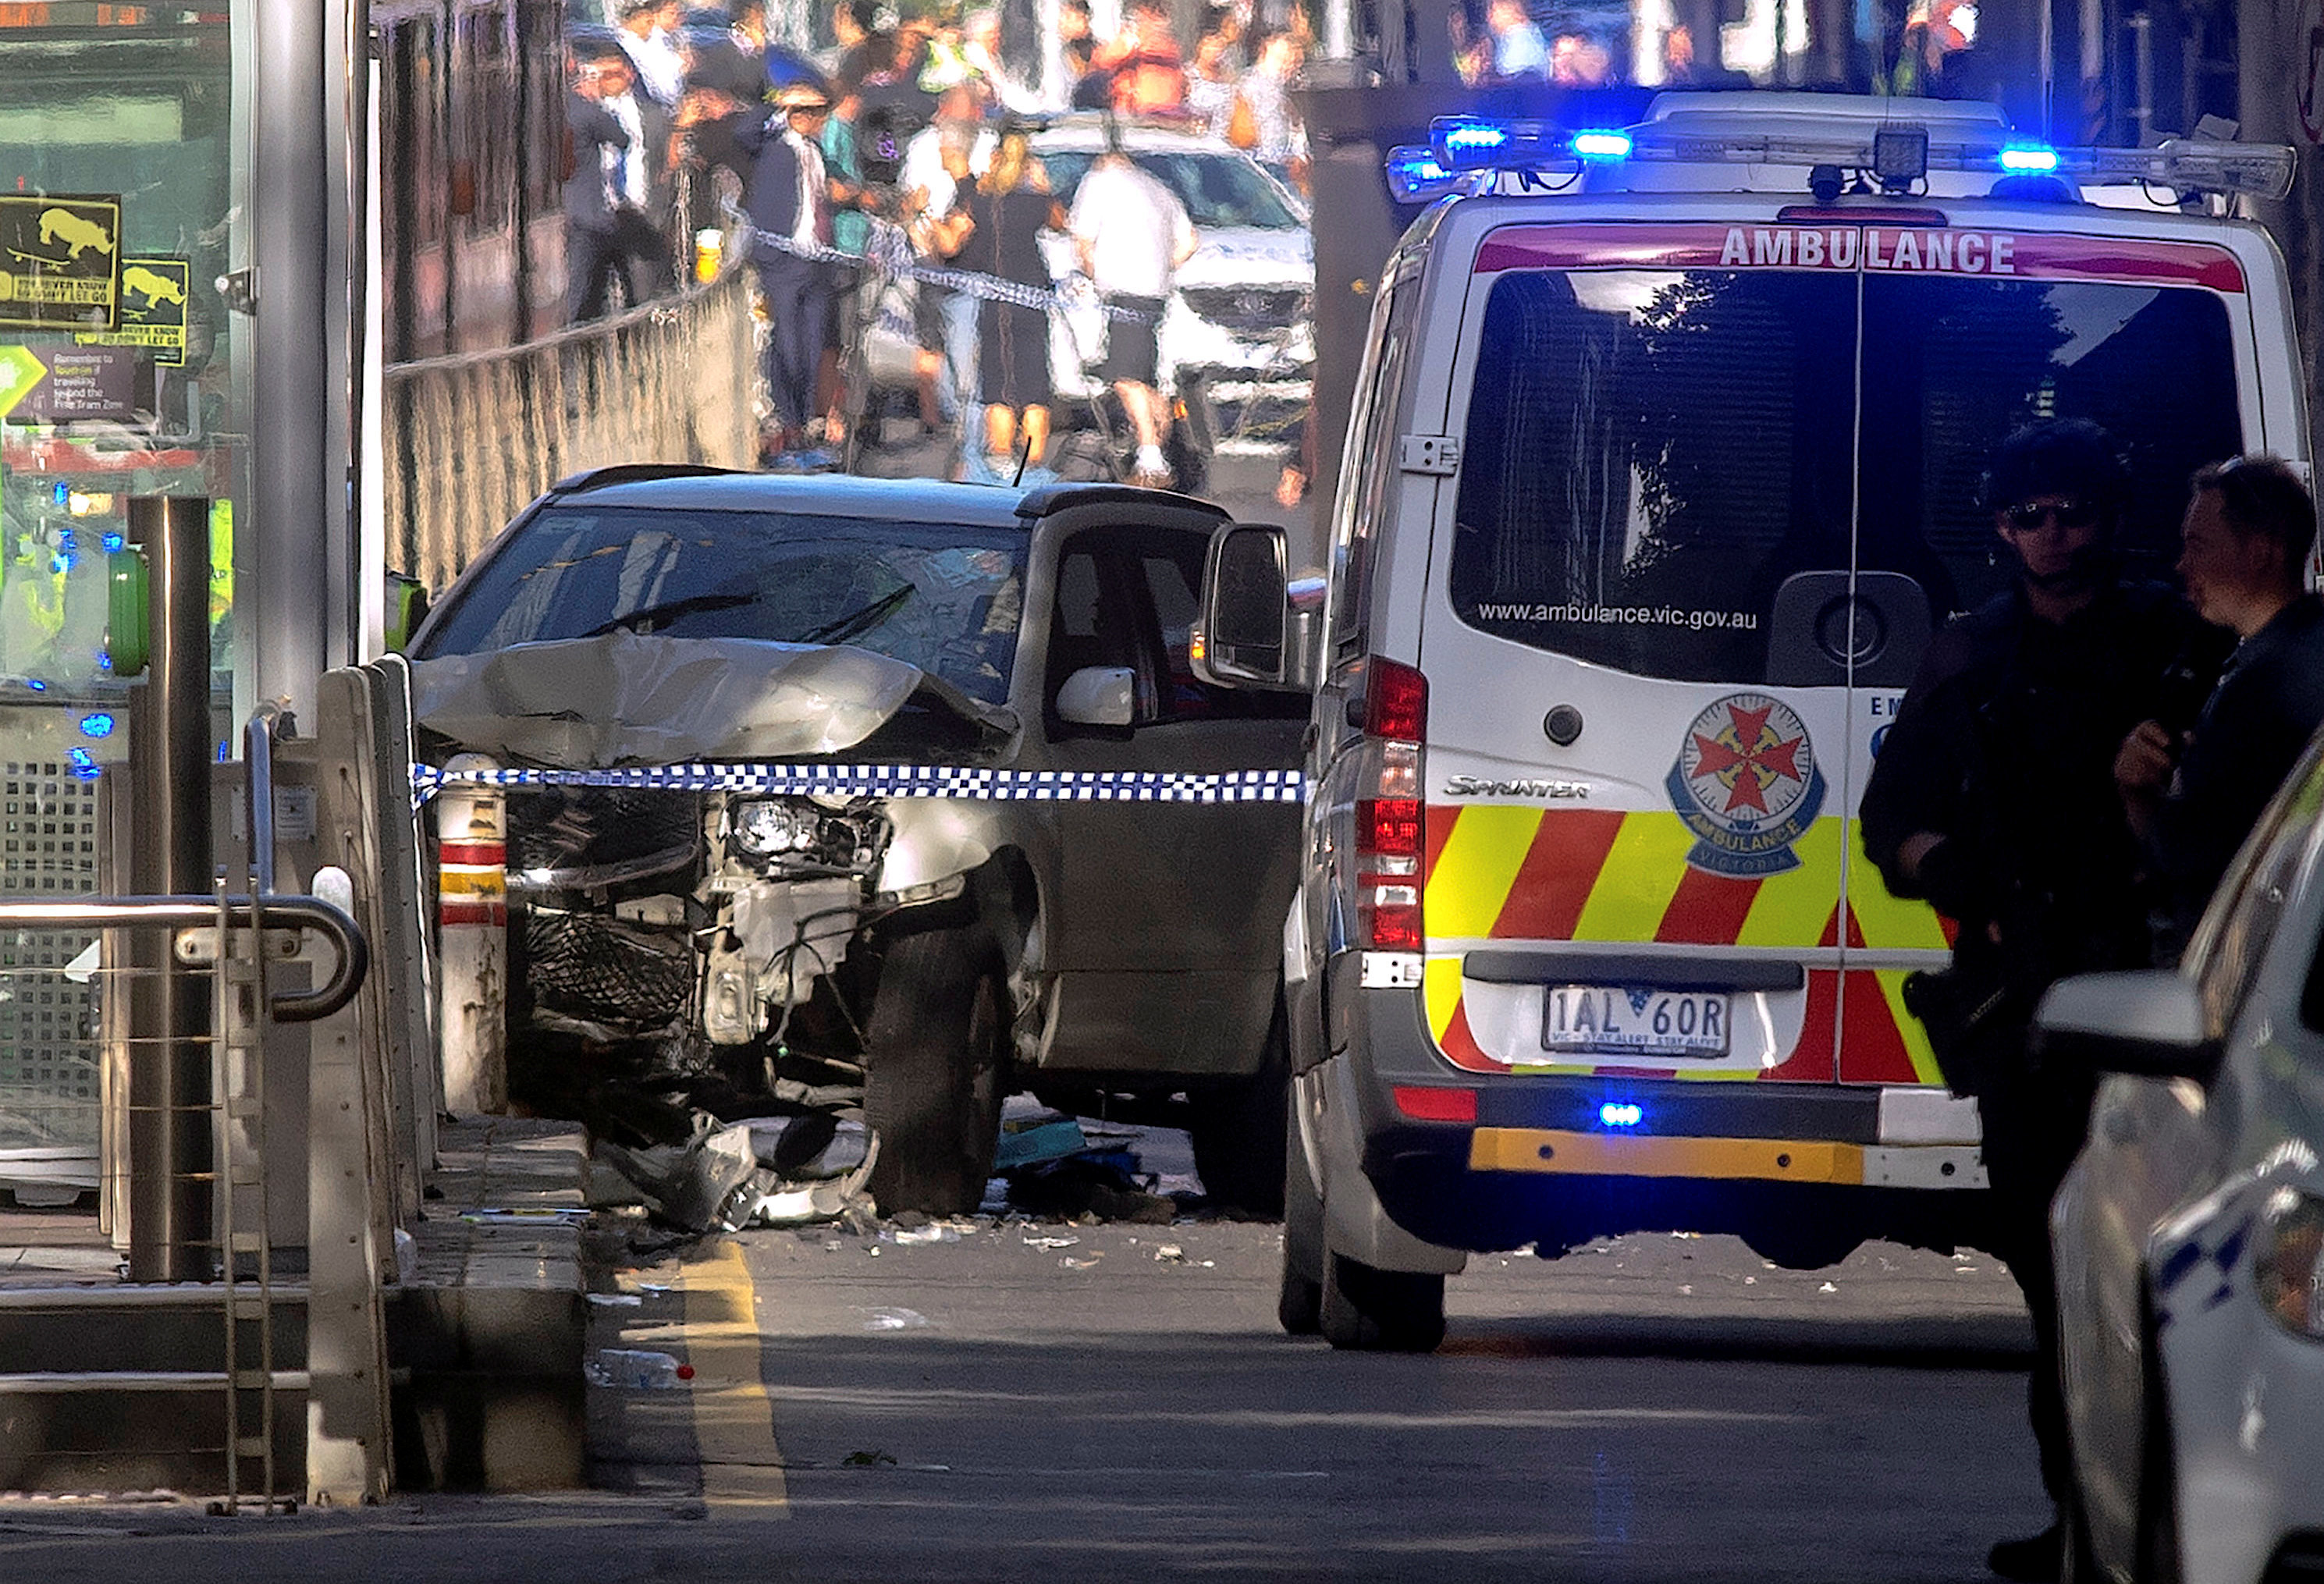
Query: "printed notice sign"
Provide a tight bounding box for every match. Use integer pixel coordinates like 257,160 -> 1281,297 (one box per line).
1,345 -> 137,423
0,195 -> 123,332
78,257 -> 187,366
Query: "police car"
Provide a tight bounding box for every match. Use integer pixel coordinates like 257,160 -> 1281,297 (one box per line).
1194,91 -> 2304,1349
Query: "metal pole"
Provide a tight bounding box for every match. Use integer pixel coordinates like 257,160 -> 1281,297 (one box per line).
127,496 -> 215,1284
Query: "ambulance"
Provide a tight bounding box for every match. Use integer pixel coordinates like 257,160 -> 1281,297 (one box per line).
1194,92 -> 2306,1350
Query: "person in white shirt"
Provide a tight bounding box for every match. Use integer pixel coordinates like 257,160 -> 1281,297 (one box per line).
1068,139 -> 1196,488
961,8 -> 1045,114
901,95 -> 991,425
617,0 -> 688,108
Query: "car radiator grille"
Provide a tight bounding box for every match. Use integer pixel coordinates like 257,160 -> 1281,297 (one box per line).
506,786 -> 703,1027
523,908 -> 695,1028
1180,286 -> 1308,335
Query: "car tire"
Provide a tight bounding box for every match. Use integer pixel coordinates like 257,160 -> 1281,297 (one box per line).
1277,1101 -> 1323,1336
1188,1006 -> 1289,1217
1319,1249 -> 1445,1353
865,928 -> 1007,1217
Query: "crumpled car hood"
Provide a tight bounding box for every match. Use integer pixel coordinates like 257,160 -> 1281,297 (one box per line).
410,633 -> 1016,766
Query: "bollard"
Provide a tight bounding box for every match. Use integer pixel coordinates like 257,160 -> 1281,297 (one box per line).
435,753 -> 507,1116
126,496 -> 214,1283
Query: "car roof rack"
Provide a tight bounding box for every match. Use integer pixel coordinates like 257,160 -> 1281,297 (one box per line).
549,463 -> 748,494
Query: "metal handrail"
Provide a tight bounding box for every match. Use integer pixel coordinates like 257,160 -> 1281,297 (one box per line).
0,896 -> 368,1023
245,703 -> 283,899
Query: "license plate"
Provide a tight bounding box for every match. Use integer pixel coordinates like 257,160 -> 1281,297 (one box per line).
1541,986 -> 1730,1057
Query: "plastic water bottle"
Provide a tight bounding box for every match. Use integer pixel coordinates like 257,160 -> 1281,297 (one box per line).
585,1348 -> 693,1389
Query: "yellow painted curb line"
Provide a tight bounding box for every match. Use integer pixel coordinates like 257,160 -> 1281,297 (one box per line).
680,1238 -> 790,1516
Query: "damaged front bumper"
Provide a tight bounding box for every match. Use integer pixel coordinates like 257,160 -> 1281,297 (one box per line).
506,785 -> 943,1051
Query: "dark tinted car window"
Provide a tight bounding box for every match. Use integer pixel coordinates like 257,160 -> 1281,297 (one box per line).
418,506 -> 1029,703
1449,269 -> 2244,684
1449,268 -> 1857,684
1858,277 -> 2243,620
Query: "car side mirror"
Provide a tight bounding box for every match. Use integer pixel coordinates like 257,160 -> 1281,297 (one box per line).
1056,665 -> 1135,727
2032,971 -> 2222,1081
1196,523 -> 1291,688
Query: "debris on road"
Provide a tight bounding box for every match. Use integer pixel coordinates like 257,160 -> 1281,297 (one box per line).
993,1113 -> 1089,1171
1003,1147 -> 1175,1224
586,1349 -> 695,1389
597,1114 -> 884,1234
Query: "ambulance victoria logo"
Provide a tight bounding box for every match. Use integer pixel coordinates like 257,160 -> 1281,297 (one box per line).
1665,693 -> 1825,877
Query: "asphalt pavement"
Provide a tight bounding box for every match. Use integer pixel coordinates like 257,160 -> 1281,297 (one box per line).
0,1158 -> 2044,1583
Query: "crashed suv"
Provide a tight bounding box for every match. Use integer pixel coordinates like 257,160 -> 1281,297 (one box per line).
407,467 -> 1305,1215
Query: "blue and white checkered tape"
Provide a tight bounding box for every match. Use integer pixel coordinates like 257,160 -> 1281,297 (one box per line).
412,762 -> 1306,806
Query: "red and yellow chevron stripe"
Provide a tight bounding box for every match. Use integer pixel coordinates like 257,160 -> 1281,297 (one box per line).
1420,805 -> 1951,1086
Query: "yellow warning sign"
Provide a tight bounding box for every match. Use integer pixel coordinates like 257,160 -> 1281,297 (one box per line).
0,195 -> 122,333
76,257 -> 187,367
0,346 -> 45,421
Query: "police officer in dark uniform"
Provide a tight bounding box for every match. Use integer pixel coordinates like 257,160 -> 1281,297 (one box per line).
2117,456 -> 2324,962
1860,419 -> 2224,1583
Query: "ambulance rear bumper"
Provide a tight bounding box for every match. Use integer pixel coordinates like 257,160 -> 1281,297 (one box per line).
1341,980 -> 1991,1255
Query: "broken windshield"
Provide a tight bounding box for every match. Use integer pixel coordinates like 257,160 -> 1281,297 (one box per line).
418,507 -> 1029,703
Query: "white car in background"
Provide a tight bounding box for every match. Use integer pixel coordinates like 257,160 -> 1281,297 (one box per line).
1029,117 -> 1313,455
2042,731 -> 2324,1584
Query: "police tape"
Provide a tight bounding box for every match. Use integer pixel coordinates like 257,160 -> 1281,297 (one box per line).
411,762 -> 1306,804
732,214 -> 1161,324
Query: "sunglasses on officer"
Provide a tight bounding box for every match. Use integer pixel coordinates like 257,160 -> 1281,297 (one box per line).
2002,497 -> 2103,532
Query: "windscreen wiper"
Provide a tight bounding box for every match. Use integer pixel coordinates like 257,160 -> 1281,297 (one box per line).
579,589 -> 756,638
794,584 -> 916,647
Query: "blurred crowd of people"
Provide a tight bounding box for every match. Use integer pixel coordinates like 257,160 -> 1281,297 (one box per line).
563,0 -> 1312,473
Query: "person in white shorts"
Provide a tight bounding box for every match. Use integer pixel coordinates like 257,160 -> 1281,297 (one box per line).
1068,133 -> 1196,488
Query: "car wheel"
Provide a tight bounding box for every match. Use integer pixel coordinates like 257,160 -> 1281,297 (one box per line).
1188,1005 -> 1288,1217
1319,1249 -> 1445,1353
864,927 -> 1007,1217
1277,1100 -> 1323,1336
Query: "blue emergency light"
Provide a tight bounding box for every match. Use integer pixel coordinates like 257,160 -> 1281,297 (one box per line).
1999,144 -> 2061,172
1391,118 -> 2294,201
1384,145 -> 1462,204
1430,115 -> 1567,170
1570,130 -> 1634,161
1599,1102 -> 1644,1128
78,712 -> 114,739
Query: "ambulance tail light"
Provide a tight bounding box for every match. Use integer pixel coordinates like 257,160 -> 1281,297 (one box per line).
1362,656 -> 1428,743
1355,658 -> 1427,953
